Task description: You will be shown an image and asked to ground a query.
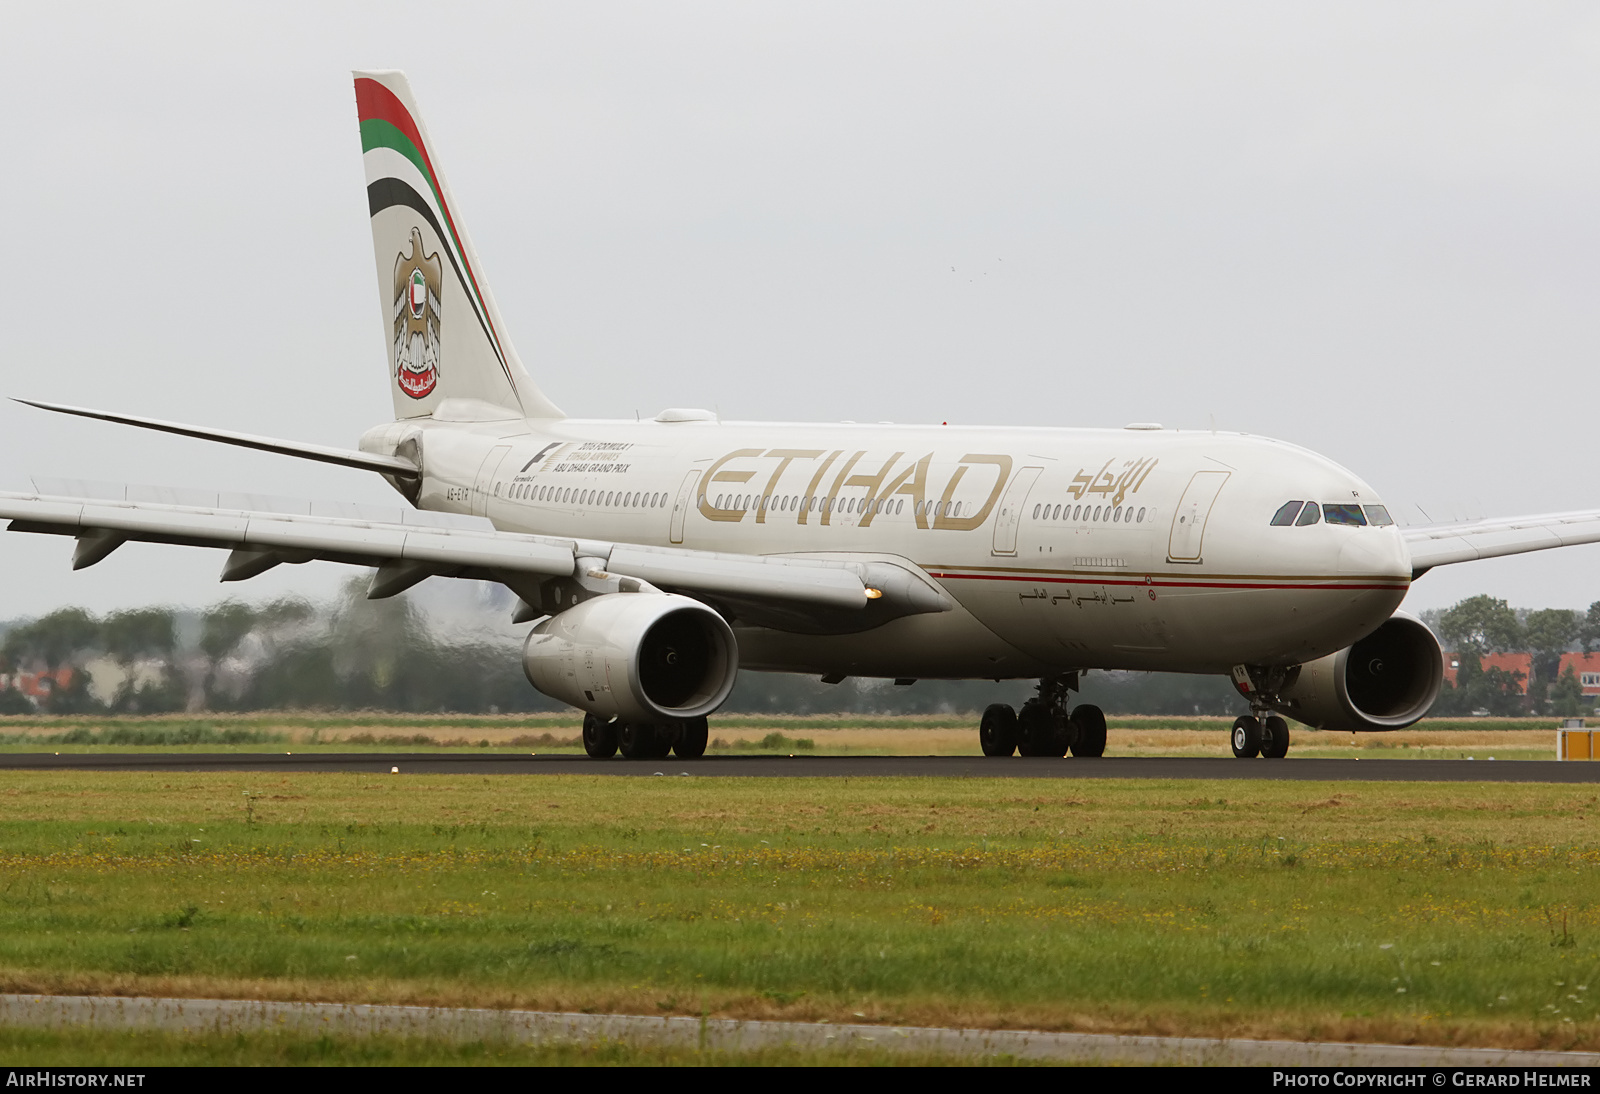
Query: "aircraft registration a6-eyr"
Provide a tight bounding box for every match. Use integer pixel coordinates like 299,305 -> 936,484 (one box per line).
6,71 -> 1599,760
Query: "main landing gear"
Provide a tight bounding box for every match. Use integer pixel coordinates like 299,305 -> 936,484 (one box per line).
583,713 -> 709,760
979,672 -> 1106,758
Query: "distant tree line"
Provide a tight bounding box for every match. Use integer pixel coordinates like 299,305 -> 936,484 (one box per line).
0,586 -> 1590,718
1422,595 -> 1600,717
0,582 -> 1255,717
0,585 -> 553,716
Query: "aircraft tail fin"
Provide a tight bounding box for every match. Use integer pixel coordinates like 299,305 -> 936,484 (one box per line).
354,70 -> 563,421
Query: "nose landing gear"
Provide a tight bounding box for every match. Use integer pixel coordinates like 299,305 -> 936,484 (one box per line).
1229,665 -> 1294,758
979,672 -> 1106,757
1229,714 -> 1290,758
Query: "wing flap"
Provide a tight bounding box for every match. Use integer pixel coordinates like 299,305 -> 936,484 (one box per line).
606,544 -> 867,610
0,491 -> 950,621
398,528 -> 575,573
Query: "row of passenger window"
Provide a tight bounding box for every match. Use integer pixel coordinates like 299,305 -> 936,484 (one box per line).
1269,501 -> 1394,528
711,493 -> 965,518
508,482 -> 668,509
505,481 -> 967,520
1033,502 -> 1150,524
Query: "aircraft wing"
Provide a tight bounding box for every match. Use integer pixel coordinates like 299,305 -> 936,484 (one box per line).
0,490 -> 947,626
1404,510 -> 1600,577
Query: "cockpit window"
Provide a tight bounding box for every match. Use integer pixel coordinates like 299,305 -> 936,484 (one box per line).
1322,503 -> 1367,526
1270,501 -> 1304,526
1362,504 -> 1394,527
1295,501 -> 1321,526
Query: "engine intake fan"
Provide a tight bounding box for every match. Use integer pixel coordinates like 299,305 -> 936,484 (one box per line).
522,592 -> 738,723
1269,612 -> 1443,733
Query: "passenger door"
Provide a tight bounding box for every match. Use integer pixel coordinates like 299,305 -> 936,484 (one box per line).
1166,470 -> 1229,563
991,466 -> 1043,556
670,467 -> 702,544
472,445 -> 512,518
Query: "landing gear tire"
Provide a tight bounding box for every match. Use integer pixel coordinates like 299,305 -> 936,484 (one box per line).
619,721 -> 669,760
582,713 -> 619,758
1231,715 -> 1262,759
1017,698 -> 1069,757
650,724 -> 674,759
1068,704 -> 1106,757
980,703 -> 1019,757
673,716 -> 709,759
1261,715 -> 1290,759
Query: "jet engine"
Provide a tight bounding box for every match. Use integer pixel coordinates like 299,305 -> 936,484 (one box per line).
1268,612 -> 1443,733
522,592 -> 738,723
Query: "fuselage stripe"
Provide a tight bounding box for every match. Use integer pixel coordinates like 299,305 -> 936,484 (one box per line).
926,571 -> 1408,592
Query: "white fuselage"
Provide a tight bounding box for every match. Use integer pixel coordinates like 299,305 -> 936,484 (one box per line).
364,414 -> 1413,681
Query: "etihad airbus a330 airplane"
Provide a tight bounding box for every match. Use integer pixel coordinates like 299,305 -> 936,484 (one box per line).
4,71 -> 1596,761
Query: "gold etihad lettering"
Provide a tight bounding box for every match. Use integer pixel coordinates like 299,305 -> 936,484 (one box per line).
1067,456 -> 1158,507
933,454 -> 1011,531
697,448 -> 763,522
694,448 -> 1018,532
756,450 -> 824,524
845,451 -> 903,528
820,451 -> 865,526
881,453 -> 933,528
798,451 -> 841,526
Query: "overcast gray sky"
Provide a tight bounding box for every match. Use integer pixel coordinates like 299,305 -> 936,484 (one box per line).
2,2 -> 1598,620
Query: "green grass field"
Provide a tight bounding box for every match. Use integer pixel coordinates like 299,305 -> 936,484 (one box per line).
0,1027 -> 1037,1067
0,770 -> 1597,1060
0,713 -> 1572,759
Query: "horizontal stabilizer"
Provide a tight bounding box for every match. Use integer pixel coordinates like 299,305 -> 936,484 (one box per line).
15,399 -> 418,478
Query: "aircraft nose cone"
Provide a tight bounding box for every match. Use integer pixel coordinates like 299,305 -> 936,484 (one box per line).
1338,530 -> 1410,579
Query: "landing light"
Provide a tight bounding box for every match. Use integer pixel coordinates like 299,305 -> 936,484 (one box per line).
865,587 -> 884,600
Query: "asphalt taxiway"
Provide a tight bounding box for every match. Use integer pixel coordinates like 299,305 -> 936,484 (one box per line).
0,752 -> 1594,781
4,993 -> 1595,1066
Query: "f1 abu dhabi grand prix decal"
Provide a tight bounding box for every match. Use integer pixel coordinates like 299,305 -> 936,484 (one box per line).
392,227 -> 443,399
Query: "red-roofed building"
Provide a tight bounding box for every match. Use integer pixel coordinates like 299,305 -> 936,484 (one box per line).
1440,651 -> 1600,698
0,666 -> 76,706
1441,651 -> 1531,693
1557,652 -> 1600,696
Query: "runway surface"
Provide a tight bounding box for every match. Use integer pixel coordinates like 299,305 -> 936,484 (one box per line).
3,993 -> 1596,1066
1,752 -> 1596,781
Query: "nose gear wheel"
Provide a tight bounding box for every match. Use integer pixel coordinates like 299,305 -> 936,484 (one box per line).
1260,715 -> 1290,759
1231,715 -> 1262,759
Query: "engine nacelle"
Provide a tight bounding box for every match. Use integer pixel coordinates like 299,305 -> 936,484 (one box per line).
1269,612 -> 1443,733
522,592 -> 738,723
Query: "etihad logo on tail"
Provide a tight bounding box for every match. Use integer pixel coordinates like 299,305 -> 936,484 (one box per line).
392,227 -> 442,399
